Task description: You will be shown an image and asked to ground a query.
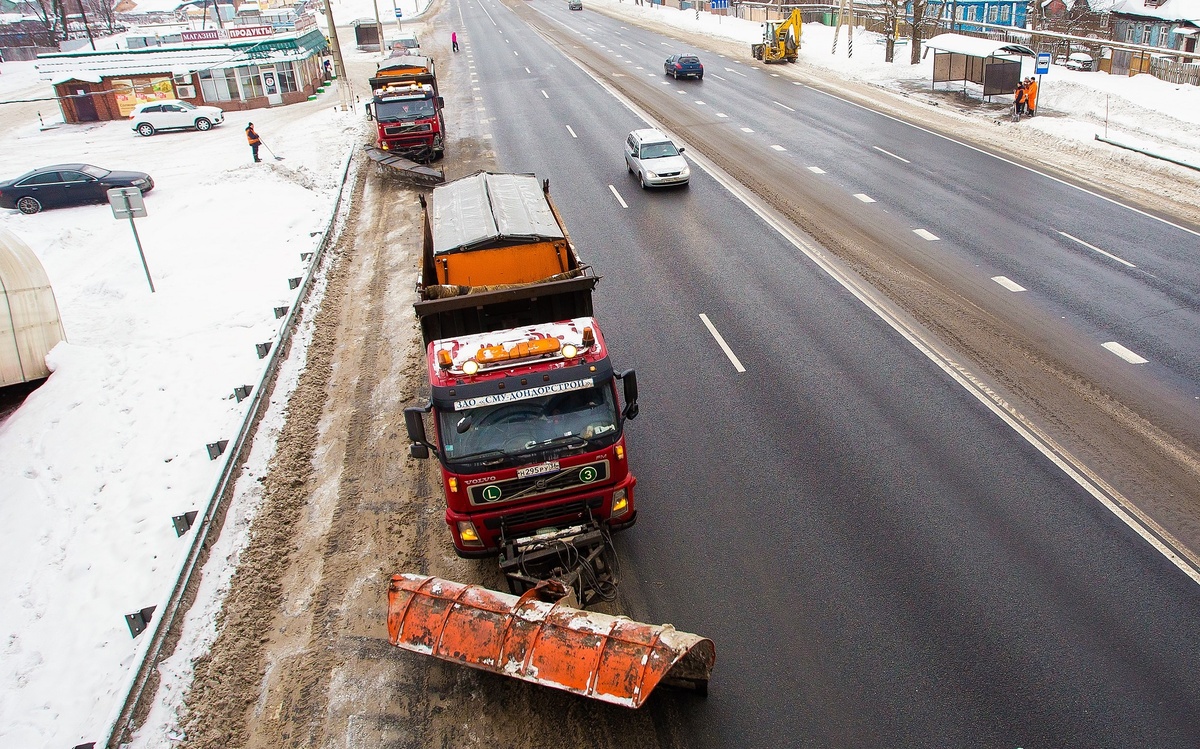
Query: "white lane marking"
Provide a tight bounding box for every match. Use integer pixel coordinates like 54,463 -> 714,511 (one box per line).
771,144 -> 787,151
913,229 -> 940,241
514,51 -> 519,56
660,41 -> 671,46
992,276 -> 1027,292
695,100 -> 706,105
853,193 -> 875,203
793,81 -> 802,85
699,314 -> 746,372
1059,231 -> 1137,268
873,146 -> 911,164
636,66 -> 644,70
677,90 -> 687,95
740,127 -> 754,133
712,74 -> 727,81
541,90 -> 549,98
724,67 -> 747,77
773,100 -> 795,112
716,112 -> 728,118
524,67 -> 531,74
608,184 -> 628,209
808,166 -> 826,174
1103,342 -> 1149,364
771,73 -> 780,77
566,125 -> 577,138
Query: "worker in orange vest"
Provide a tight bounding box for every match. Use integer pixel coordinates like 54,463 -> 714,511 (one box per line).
246,122 -> 262,163
1025,77 -> 1039,116
1014,81 -> 1027,117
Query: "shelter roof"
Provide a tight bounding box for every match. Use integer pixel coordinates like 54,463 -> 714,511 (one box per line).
924,33 -> 1036,58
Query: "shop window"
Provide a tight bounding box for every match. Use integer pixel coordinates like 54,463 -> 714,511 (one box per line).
240,65 -> 265,99
277,63 -> 298,94
199,69 -> 238,101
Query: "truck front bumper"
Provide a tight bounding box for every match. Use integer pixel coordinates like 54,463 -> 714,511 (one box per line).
445,474 -> 637,557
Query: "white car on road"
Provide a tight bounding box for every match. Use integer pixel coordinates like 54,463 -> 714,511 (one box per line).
129,99 -> 225,136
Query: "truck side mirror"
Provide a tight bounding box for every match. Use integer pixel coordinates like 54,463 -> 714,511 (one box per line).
618,370 -> 639,420
405,404 -> 433,458
365,102 -> 374,121
437,96 -> 445,109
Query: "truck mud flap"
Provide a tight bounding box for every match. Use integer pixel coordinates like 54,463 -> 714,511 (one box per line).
387,574 -> 715,707
365,146 -> 445,185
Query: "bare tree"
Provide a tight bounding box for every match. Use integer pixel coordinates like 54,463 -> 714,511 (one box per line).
910,0 -> 927,64
84,0 -> 119,35
882,0 -> 901,63
20,0 -> 64,46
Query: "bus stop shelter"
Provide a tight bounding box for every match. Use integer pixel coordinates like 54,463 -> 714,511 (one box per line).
923,33 -> 1035,101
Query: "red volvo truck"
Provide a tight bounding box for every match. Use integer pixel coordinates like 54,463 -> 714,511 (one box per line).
403,172 -> 640,557
366,55 -> 445,161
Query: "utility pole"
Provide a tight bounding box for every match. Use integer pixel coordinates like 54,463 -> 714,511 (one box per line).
322,0 -> 353,111
373,0 -> 386,57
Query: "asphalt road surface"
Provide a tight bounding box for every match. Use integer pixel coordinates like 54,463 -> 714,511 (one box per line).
165,1 -> 1200,748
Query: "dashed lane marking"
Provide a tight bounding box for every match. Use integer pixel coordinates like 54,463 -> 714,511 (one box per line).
1060,231 -> 1136,268
873,146 -> 910,164
1102,342 -> 1149,364
992,276 -> 1027,292
700,314 -> 746,373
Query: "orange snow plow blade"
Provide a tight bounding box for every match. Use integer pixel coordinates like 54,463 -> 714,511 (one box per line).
387,574 -> 715,708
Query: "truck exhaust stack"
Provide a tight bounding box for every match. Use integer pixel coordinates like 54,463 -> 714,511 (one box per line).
387,574 -> 716,708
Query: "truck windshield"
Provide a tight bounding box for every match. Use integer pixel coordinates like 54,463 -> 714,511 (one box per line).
439,383 -> 620,468
376,98 -> 435,122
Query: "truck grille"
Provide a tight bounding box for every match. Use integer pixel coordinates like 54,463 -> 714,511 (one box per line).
384,123 -> 432,135
483,498 -> 603,531
469,461 -> 609,506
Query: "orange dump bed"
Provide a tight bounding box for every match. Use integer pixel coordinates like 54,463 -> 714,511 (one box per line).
387,574 -> 715,708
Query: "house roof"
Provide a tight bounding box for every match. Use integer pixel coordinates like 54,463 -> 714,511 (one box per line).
924,33 -> 1036,58
1109,0 -> 1200,22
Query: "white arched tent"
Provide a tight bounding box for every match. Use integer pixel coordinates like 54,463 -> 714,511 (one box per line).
0,228 -> 67,387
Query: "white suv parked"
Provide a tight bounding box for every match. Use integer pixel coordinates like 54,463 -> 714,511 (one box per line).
129,99 -> 225,136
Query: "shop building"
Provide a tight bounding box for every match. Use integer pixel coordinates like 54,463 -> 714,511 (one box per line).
36,16 -> 328,123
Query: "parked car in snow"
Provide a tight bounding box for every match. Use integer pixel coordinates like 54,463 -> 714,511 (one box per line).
129,99 -> 225,136
0,164 -> 154,215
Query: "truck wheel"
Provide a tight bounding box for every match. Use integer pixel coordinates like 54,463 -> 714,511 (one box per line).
433,149 -> 445,161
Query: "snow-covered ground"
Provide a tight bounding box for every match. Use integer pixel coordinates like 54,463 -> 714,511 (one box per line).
1,0 -> 1197,746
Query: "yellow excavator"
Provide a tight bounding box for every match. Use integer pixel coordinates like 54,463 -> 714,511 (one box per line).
751,8 -> 802,63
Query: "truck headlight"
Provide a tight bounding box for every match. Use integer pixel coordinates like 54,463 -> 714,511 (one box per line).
456,521 -> 484,546
611,489 -> 629,518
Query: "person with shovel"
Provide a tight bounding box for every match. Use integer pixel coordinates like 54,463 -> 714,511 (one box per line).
246,122 -> 262,163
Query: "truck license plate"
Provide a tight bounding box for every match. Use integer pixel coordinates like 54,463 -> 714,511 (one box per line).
517,461 -> 560,479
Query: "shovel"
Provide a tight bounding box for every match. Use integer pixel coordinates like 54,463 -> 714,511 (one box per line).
260,141 -> 285,161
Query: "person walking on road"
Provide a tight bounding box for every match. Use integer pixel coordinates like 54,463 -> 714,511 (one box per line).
246,122 -> 262,163
452,31 -> 459,52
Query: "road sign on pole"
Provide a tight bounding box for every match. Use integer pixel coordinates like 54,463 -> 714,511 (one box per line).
107,187 -> 155,293
1036,52 -> 1051,75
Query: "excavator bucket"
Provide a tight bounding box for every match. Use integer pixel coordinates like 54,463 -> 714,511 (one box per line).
386,574 -> 715,708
